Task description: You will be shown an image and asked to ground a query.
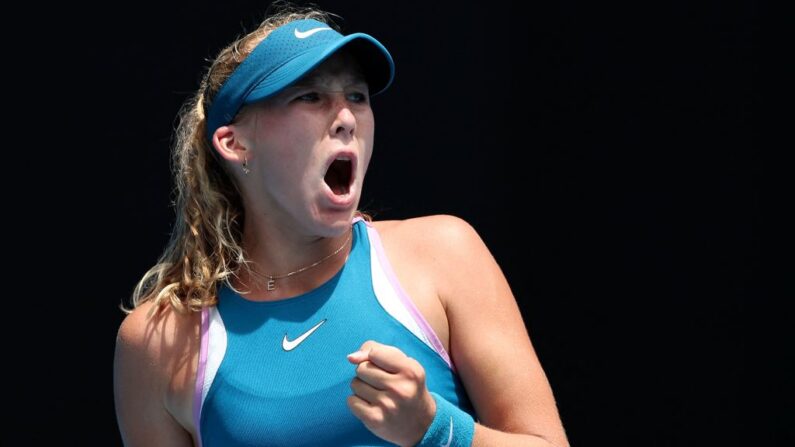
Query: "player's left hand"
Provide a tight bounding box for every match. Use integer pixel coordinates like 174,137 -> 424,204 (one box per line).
346,340 -> 437,447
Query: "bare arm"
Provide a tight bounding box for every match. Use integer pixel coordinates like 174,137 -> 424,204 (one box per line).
113,301 -> 197,446
426,215 -> 570,447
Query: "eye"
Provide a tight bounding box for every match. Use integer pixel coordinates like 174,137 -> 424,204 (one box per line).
347,91 -> 369,104
295,92 -> 320,102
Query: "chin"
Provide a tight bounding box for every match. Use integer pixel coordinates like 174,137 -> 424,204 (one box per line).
309,208 -> 359,236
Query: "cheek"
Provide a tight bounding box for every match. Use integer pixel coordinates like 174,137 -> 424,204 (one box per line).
359,151 -> 373,176
259,114 -> 319,158
360,113 -> 375,171
358,108 -> 375,133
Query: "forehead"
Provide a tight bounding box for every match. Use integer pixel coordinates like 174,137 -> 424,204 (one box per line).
293,51 -> 367,86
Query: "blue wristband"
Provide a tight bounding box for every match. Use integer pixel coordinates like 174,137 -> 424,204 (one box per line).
415,392 -> 475,447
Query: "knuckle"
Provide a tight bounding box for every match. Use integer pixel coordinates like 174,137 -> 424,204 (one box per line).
414,368 -> 426,383
404,359 -> 424,382
366,409 -> 384,425
394,382 -> 416,400
380,397 -> 398,413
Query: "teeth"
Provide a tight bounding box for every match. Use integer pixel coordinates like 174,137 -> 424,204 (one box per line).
335,156 -> 351,161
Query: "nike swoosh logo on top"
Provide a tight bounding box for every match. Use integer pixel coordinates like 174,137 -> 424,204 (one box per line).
282,319 -> 327,351
441,416 -> 453,447
294,27 -> 332,39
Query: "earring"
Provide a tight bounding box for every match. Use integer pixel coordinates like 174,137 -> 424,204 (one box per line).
242,155 -> 251,175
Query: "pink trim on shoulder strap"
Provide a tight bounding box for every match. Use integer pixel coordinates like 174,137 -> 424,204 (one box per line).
364,221 -> 456,372
192,306 -> 210,447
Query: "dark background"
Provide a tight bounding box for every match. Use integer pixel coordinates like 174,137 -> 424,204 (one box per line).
9,0 -> 759,445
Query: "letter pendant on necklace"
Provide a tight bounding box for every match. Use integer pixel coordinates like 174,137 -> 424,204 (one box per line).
267,276 -> 276,291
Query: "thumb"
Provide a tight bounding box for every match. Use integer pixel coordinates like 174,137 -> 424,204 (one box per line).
346,348 -> 371,363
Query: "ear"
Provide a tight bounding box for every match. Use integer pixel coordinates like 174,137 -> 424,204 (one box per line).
211,125 -> 248,164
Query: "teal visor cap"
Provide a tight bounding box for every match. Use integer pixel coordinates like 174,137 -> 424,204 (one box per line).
206,19 -> 395,141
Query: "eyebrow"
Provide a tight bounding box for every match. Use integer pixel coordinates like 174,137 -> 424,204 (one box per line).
292,72 -> 368,88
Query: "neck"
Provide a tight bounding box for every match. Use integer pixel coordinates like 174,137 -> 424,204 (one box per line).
234,214 -> 355,300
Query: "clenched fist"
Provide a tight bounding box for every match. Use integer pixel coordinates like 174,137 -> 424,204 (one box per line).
347,340 -> 437,447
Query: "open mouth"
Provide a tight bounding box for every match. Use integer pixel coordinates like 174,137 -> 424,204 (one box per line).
324,156 -> 353,195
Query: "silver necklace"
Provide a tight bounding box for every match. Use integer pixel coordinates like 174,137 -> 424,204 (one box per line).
249,229 -> 353,291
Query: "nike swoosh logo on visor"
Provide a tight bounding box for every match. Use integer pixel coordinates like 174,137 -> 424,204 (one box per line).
294,27 -> 332,39
282,319 -> 327,351
441,416 -> 453,447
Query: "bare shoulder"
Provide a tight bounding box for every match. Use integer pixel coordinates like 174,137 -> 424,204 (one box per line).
371,215 -> 490,305
115,299 -> 200,368
114,300 -> 200,446
371,214 -> 483,254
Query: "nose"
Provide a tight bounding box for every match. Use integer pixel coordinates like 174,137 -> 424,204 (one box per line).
329,95 -> 356,139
